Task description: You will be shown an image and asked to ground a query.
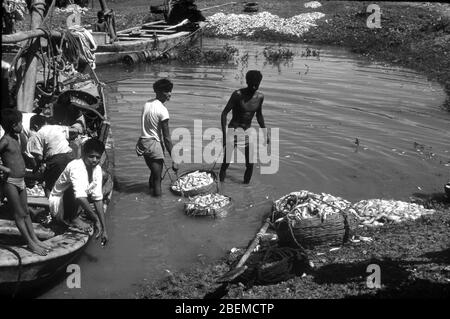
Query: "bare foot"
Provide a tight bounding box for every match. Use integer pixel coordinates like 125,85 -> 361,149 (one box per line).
36,240 -> 52,250
70,217 -> 92,232
28,242 -> 48,256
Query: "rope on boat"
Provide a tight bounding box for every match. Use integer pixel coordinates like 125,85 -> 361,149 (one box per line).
0,244 -> 22,298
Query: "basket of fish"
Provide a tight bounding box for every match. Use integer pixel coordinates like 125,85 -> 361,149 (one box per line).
184,193 -> 234,218
170,170 -> 218,197
271,190 -> 358,248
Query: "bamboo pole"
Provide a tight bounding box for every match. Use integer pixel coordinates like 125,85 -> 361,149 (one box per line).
2,29 -> 62,44
16,0 -> 47,113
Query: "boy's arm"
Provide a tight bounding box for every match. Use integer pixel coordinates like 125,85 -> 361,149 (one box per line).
161,120 -> 178,171
255,96 -> 269,144
221,92 -> 237,146
0,139 -> 11,175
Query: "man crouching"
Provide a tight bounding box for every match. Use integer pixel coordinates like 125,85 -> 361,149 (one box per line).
49,138 -> 108,246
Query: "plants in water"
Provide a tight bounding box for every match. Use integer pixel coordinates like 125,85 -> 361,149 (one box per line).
177,44 -> 239,65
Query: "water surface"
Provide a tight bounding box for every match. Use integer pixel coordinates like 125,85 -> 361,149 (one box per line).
42,39 -> 449,298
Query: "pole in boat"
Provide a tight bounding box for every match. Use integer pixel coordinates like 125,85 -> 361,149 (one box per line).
16,0 -> 47,113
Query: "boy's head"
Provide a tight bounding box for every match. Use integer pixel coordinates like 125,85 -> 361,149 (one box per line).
30,114 -> 47,132
1,108 -> 23,133
153,78 -> 173,103
97,10 -> 105,21
246,70 -> 263,91
82,138 -> 105,168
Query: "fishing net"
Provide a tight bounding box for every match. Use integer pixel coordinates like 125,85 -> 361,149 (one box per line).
231,242 -> 310,286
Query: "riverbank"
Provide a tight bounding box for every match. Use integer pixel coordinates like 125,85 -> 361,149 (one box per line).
84,0 -> 449,112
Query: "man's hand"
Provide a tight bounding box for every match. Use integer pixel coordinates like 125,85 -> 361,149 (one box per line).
172,161 -> 179,172
0,167 -> 11,180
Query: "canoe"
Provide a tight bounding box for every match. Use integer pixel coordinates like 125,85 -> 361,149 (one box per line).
94,20 -> 205,65
0,69 -> 114,298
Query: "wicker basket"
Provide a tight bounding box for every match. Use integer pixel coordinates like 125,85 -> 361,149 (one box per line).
184,195 -> 234,218
274,210 -> 357,249
170,169 -> 218,197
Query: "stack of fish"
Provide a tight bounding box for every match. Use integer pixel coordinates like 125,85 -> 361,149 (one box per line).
185,193 -> 231,217
272,191 -> 356,222
352,199 -> 436,227
204,11 -> 325,38
171,171 -> 214,192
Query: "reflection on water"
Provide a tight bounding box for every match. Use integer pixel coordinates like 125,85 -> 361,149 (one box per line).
42,39 -> 449,298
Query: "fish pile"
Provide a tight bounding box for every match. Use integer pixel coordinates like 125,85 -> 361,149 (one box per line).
204,11 -> 325,38
171,171 -> 214,192
26,184 -> 45,197
185,193 -> 231,217
304,1 -> 323,9
272,190 -> 356,222
352,199 -> 436,227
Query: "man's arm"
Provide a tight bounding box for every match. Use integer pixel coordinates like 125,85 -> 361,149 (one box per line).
255,96 -> 269,144
221,92 -> 237,146
161,119 -> 178,171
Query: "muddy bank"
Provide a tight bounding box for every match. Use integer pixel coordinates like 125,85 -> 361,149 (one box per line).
138,197 -> 450,299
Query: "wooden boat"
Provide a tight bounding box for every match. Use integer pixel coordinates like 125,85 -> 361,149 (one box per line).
93,20 -> 205,65
0,71 -> 114,297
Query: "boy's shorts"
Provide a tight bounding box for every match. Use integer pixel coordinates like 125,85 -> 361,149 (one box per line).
135,137 -> 165,160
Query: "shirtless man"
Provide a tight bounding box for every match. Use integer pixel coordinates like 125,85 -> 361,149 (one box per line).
0,109 -> 51,255
219,70 -> 269,184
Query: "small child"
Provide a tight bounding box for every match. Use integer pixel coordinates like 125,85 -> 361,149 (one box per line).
0,109 -> 51,256
94,10 -> 108,32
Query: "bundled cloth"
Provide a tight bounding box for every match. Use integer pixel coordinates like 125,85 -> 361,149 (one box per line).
184,193 -> 233,218
69,26 -> 98,69
352,199 -> 436,227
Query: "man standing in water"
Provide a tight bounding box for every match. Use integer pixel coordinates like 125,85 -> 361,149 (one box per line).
219,70 -> 269,184
136,79 -> 178,196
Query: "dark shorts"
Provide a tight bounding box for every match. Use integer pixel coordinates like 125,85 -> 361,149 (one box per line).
45,152 -> 74,192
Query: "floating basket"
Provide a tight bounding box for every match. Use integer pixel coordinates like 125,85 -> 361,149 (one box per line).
271,191 -> 358,248
170,169 -> 218,197
244,2 -> 259,12
184,194 -> 234,218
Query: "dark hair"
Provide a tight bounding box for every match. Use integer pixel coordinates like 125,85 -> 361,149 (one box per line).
1,108 -> 22,132
30,114 -> 47,131
246,70 -> 263,84
82,138 -> 105,156
153,79 -> 173,93
97,10 -> 104,19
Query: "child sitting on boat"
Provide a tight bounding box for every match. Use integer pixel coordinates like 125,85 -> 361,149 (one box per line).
48,138 -> 108,246
93,10 -> 108,33
0,108 -> 52,256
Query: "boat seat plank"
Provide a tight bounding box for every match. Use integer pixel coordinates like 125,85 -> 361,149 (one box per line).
0,219 -> 55,240
28,196 -> 49,208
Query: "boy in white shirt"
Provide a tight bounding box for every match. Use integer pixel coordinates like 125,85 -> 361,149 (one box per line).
49,138 -> 108,245
136,79 -> 178,196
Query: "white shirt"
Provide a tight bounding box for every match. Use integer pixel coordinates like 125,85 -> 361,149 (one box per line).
26,125 -> 72,160
50,158 -> 103,200
140,99 -> 169,142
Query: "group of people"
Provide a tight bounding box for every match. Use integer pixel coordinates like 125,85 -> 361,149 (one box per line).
136,70 -> 269,197
0,100 -> 108,256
